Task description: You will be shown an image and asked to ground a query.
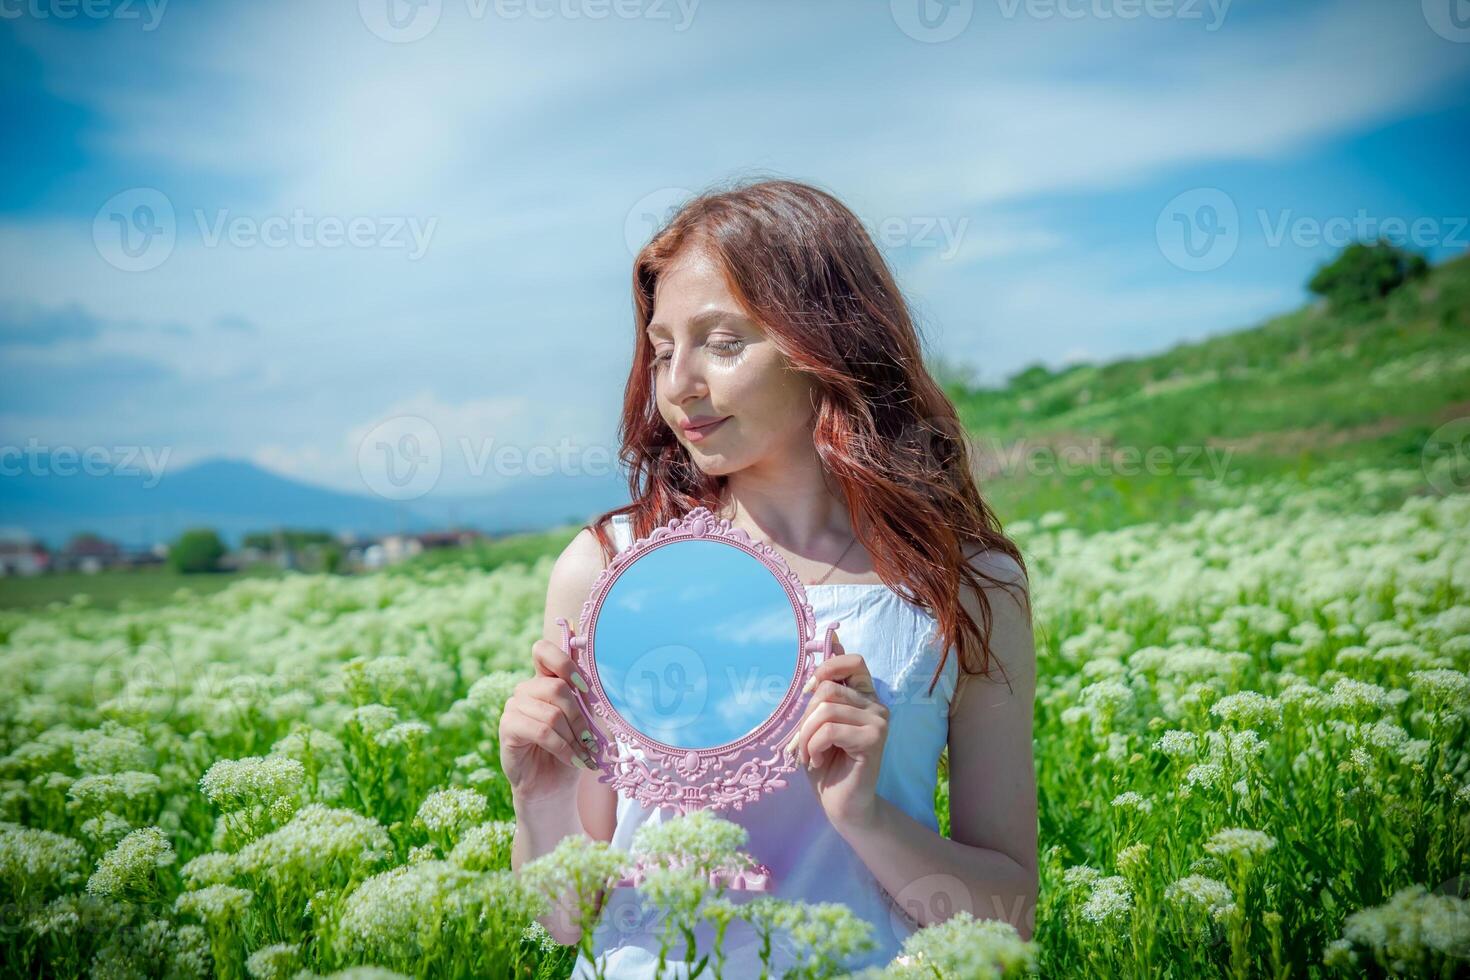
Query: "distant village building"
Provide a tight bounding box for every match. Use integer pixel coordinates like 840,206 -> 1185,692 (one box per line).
0,530 -> 49,577
0,529 -> 164,576
357,529 -> 485,569
57,534 -> 124,574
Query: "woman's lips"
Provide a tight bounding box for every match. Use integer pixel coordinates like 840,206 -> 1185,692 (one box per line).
683,416 -> 730,442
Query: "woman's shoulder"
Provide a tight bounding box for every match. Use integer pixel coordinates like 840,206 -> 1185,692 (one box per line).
959,541 -> 1028,594
948,542 -> 1035,715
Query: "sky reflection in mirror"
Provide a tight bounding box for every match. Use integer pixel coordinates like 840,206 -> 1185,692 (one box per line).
594,538 -> 799,750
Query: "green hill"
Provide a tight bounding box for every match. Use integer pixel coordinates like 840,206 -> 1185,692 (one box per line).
954,251 -> 1470,531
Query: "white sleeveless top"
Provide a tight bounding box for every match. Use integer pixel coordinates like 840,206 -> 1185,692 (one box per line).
571,513 -> 958,978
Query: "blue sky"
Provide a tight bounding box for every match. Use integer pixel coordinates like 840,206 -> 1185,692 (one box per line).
2,0 -> 1469,497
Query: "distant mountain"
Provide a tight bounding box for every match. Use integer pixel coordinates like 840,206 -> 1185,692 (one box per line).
11,253 -> 1465,550
0,457 -> 630,548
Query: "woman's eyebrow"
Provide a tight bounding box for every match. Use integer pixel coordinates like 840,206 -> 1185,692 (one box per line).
646,310 -> 743,337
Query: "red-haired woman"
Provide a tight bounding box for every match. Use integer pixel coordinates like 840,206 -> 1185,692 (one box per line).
503,178 -> 1038,977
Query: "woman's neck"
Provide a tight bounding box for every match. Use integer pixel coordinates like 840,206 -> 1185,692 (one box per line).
711,480 -> 873,581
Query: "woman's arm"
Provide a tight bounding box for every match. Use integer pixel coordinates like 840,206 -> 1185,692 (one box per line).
830,549 -> 1040,941
510,526 -> 622,944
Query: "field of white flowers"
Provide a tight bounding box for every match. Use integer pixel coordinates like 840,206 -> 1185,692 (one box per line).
2,465 -> 1468,978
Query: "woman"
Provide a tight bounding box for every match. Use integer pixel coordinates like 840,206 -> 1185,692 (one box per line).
503,178 -> 1038,976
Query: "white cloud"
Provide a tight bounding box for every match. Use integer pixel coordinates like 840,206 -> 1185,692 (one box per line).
2,0 -> 1464,485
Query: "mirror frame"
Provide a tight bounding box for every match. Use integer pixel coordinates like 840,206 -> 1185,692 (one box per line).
557,504 -> 840,816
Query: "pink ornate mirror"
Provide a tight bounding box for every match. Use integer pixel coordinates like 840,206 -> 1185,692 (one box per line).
554,505 -> 841,890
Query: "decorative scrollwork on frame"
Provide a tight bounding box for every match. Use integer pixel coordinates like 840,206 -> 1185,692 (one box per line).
576,506 -> 828,816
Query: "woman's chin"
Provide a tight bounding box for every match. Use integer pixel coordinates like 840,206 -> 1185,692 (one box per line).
691,454 -> 740,475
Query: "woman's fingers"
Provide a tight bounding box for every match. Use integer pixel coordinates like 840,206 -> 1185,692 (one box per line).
532,635 -> 591,695
791,679 -> 871,734
810,647 -> 878,699
522,674 -> 598,755
806,720 -> 884,769
505,695 -> 590,769
786,700 -> 881,765
807,678 -> 871,709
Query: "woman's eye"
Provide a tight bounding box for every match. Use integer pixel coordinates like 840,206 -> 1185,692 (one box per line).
650,339 -> 744,365
709,338 -> 745,357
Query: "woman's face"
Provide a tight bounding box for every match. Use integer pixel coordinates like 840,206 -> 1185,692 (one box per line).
647,245 -> 817,476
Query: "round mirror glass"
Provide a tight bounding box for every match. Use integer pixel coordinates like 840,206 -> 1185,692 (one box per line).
592,537 -> 801,750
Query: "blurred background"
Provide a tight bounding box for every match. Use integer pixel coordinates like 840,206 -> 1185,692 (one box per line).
2,0 -> 1468,604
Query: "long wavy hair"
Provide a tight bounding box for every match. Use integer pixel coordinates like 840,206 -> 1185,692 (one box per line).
587,177 -> 1030,703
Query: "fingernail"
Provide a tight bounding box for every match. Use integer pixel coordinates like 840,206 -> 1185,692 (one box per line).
583,753 -> 599,770
572,755 -> 591,770
580,729 -> 595,745
784,733 -> 798,757
572,672 -> 589,693
800,676 -> 815,695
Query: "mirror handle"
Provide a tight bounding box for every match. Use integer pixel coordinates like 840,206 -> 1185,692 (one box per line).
555,616 -> 608,761
803,621 -> 841,662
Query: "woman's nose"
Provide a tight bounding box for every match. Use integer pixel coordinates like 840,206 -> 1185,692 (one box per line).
665,347 -> 707,401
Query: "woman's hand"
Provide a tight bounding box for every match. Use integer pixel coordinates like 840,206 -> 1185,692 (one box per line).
499,628 -> 600,807
783,631 -> 889,832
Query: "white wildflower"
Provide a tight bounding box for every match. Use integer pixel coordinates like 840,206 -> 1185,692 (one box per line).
1185,763 -> 1224,788
66,772 -> 162,813
245,941 -> 299,980
1152,730 -> 1198,758
1325,678 -> 1392,714
1165,875 -> 1237,922
448,820 -> 515,872
1339,883 -> 1470,963
1203,828 -> 1276,862
1409,670 -> 1470,713
199,756 -> 305,811
375,721 -> 431,748
0,822 -> 88,894
1210,691 -> 1282,729
86,826 -> 176,897
1079,876 -> 1132,926
414,788 -> 487,837
175,883 -> 253,924
1110,792 -> 1154,814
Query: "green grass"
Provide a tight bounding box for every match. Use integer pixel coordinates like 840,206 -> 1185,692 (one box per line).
395,526 -> 579,575
0,567 -> 281,611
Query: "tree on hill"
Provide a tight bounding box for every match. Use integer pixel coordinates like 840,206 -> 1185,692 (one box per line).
169,528 -> 226,574
1307,241 -> 1428,312
1007,363 -> 1055,391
